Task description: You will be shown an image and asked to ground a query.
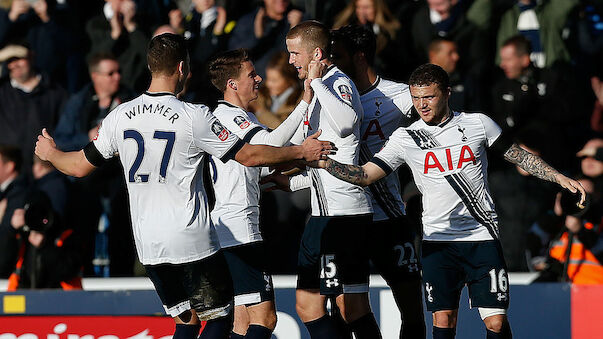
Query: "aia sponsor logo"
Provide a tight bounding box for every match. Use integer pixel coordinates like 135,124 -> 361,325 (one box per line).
234,116 -> 250,129
424,145 -> 476,174
211,121 -> 229,141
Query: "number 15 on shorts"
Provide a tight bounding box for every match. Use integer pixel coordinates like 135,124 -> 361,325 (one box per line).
320,254 -> 340,293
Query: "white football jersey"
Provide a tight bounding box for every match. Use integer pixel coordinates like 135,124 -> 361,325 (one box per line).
359,77 -> 414,221
93,92 -> 244,265
372,111 -> 502,241
291,65 -> 372,216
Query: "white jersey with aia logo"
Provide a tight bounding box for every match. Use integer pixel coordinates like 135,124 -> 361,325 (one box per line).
373,111 -> 502,241
93,92 -> 244,265
291,65 -> 372,217
359,77 -> 414,221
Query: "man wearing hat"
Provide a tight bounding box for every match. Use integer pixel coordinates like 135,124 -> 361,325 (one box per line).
0,43 -> 67,175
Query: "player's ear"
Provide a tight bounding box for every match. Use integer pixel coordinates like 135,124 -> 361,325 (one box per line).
313,48 -> 323,61
228,79 -> 237,91
178,61 -> 184,76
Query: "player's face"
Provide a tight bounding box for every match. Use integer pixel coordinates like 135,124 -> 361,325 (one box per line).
287,37 -> 313,80
500,45 -> 529,80
410,83 -> 450,125
330,40 -> 356,81
235,60 -> 262,103
355,0 -> 375,24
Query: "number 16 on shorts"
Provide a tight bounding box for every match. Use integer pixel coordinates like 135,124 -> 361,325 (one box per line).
320,254 -> 341,294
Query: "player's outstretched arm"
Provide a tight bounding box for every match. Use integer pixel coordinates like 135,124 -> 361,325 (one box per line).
235,130 -> 332,167
504,143 -> 586,204
317,157 -> 386,187
35,128 -> 96,178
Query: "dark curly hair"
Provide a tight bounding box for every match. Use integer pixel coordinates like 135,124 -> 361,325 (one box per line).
408,63 -> 450,93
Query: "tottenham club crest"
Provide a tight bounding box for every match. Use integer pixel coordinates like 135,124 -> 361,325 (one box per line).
338,85 -> 352,101
457,125 -> 467,142
234,115 -> 250,129
211,120 -> 230,141
374,99 -> 382,116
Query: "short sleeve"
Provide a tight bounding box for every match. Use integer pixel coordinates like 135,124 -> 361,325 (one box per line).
217,108 -> 264,143
478,113 -> 502,147
372,127 -> 407,174
192,106 -> 245,162
92,111 -> 118,159
393,84 -> 414,118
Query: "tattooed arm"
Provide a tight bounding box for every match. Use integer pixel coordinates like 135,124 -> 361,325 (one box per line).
504,143 -> 586,204
318,158 -> 387,186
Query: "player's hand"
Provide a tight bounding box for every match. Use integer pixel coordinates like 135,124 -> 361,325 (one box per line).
35,128 -> 57,161
301,129 -> 333,161
260,172 -> 291,192
302,78 -> 313,104
556,174 -> 587,206
307,60 -> 326,82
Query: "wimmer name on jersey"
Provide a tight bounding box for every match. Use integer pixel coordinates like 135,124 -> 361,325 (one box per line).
290,65 -> 372,217
210,99 -> 307,248
359,76 -> 414,222
93,92 -> 244,265
372,111 -> 502,241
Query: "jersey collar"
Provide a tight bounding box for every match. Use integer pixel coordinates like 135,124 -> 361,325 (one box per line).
217,100 -> 247,113
144,91 -> 175,97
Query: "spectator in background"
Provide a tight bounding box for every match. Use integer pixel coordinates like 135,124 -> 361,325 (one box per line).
86,0 -> 149,93
491,35 -> 578,172
54,52 -> 135,152
0,145 -> 26,278
533,177 -> 603,284
409,0 -> 489,77
53,52 -> 135,278
182,0 -> 230,105
249,51 -> 302,129
228,0 -> 303,78
496,0 -> 578,68
0,44 -> 67,175
588,76 -> 603,133
7,156 -> 82,290
428,37 -> 485,111
332,0 -> 402,79
0,0 -> 82,93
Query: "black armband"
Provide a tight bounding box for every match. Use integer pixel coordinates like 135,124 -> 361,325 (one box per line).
242,126 -> 263,143
220,138 -> 246,162
489,131 -> 514,157
370,156 -> 393,176
83,142 -> 107,167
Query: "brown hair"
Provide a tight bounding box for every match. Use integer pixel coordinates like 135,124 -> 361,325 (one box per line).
286,20 -> 330,54
0,144 -> 22,173
333,0 -> 400,39
207,49 -> 251,92
147,33 -> 188,76
88,52 -> 118,74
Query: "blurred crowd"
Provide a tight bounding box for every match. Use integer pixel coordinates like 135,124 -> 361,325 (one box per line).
0,0 -> 603,288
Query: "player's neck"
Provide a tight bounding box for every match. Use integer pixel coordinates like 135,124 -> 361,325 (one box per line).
355,68 -> 377,93
432,108 -> 452,126
223,92 -> 249,111
147,78 -> 178,95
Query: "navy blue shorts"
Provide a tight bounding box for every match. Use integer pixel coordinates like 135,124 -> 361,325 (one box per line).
223,242 -> 274,306
297,214 -> 372,295
422,240 -> 510,312
145,252 -> 233,319
368,216 -> 421,284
